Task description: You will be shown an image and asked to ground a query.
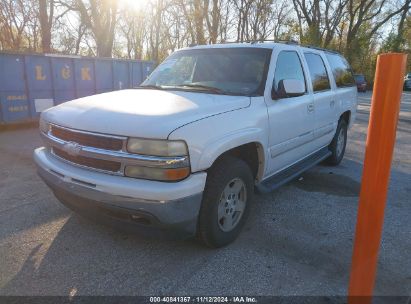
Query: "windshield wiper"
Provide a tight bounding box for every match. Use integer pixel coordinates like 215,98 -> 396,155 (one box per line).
174,84 -> 226,94
137,84 -> 247,96
135,85 -> 164,90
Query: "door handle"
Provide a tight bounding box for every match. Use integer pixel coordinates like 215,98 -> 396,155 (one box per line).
330,100 -> 335,107
307,103 -> 314,112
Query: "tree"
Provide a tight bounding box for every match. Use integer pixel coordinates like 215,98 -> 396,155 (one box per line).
0,0 -> 38,51
39,0 -> 54,52
0,0 -> 408,78
62,0 -> 119,57
205,0 -> 220,44
118,5 -> 147,59
391,0 -> 411,51
292,0 -> 322,45
345,0 -> 411,62
292,0 -> 348,47
193,0 -> 206,44
148,0 -> 165,62
271,0 -> 293,41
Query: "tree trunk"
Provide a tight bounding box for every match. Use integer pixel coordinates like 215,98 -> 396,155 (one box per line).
76,0 -> 118,57
38,0 -> 54,53
193,0 -> 206,44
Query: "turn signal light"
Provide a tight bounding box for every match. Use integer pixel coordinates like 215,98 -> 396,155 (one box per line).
125,166 -> 190,181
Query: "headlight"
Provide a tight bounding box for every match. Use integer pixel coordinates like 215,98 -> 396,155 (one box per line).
125,166 -> 190,181
126,138 -> 190,181
127,138 -> 188,156
39,117 -> 49,133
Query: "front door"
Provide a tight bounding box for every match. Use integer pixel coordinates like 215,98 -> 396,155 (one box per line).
265,48 -> 316,176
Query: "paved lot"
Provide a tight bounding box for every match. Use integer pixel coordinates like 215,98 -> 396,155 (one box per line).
0,92 -> 410,296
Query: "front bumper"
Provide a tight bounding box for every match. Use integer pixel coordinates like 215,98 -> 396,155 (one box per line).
34,147 -> 206,237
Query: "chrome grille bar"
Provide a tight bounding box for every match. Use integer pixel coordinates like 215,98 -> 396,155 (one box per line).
41,126 -> 190,173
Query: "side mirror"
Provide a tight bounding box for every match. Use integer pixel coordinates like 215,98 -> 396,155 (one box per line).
272,79 -> 305,99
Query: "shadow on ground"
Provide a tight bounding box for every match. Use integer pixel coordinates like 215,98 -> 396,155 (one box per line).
2,156 -> 410,296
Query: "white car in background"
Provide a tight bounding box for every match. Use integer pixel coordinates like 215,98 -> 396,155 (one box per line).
34,42 -> 357,247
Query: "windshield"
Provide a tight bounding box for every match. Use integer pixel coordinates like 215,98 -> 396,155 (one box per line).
142,48 -> 272,96
354,75 -> 365,82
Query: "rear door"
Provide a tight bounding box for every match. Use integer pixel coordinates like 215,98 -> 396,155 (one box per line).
325,53 -> 357,126
303,52 -> 336,149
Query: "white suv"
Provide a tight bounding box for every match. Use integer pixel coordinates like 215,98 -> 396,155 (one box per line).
34,42 -> 357,247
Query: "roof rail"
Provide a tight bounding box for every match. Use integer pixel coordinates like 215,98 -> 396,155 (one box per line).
248,39 -> 299,45
301,44 -> 341,54
187,40 -> 341,55
189,39 -> 300,46
278,39 -> 299,45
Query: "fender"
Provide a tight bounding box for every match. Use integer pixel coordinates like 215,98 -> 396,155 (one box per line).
197,127 -> 267,178
168,99 -> 270,178
336,87 -> 357,128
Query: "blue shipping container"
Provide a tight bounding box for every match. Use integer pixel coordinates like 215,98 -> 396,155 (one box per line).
74,58 -> 95,98
51,57 -> 76,105
0,52 -> 155,124
0,54 -> 30,123
25,55 -> 54,117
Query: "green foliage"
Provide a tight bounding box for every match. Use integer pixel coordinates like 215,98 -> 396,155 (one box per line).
300,26 -> 322,47
381,32 -> 406,53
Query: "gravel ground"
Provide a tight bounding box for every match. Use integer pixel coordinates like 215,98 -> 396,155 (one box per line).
0,91 -> 410,296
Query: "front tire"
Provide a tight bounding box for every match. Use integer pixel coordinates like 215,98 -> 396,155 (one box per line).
327,119 -> 347,166
198,156 -> 254,248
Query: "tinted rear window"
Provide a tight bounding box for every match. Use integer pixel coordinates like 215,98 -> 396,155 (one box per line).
326,53 -> 355,88
304,53 -> 331,92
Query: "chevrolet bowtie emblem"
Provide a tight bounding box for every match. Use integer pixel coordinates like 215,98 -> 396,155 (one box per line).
62,142 -> 82,156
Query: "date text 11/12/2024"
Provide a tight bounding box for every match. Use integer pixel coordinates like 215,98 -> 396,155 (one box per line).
149,296 -> 258,303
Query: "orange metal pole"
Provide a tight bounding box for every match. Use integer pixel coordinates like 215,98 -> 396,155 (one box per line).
348,53 -> 407,304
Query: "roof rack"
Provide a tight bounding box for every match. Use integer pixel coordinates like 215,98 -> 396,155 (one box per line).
245,39 -> 299,45
188,39 -> 299,46
247,39 -> 298,45
187,40 -> 341,55
300,44 -> 341,54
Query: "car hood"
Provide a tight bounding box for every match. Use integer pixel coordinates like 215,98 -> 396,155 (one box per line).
42,89 -> 250,138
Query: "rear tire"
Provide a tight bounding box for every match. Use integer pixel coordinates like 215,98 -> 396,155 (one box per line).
198,156 -> 254,248
327,119 -> 347,166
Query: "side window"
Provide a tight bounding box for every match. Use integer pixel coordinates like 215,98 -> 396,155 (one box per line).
304,53 -> 331,92
272,51 -> 306,99
325,53 -> 355,87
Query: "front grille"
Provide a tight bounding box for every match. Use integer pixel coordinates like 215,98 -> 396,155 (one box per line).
53,147 -> 121,173
51,125 -> 123,151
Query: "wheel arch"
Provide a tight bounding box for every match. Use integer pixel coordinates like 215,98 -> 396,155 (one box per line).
340,110 -> 351,125
206,141 -> 265,183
